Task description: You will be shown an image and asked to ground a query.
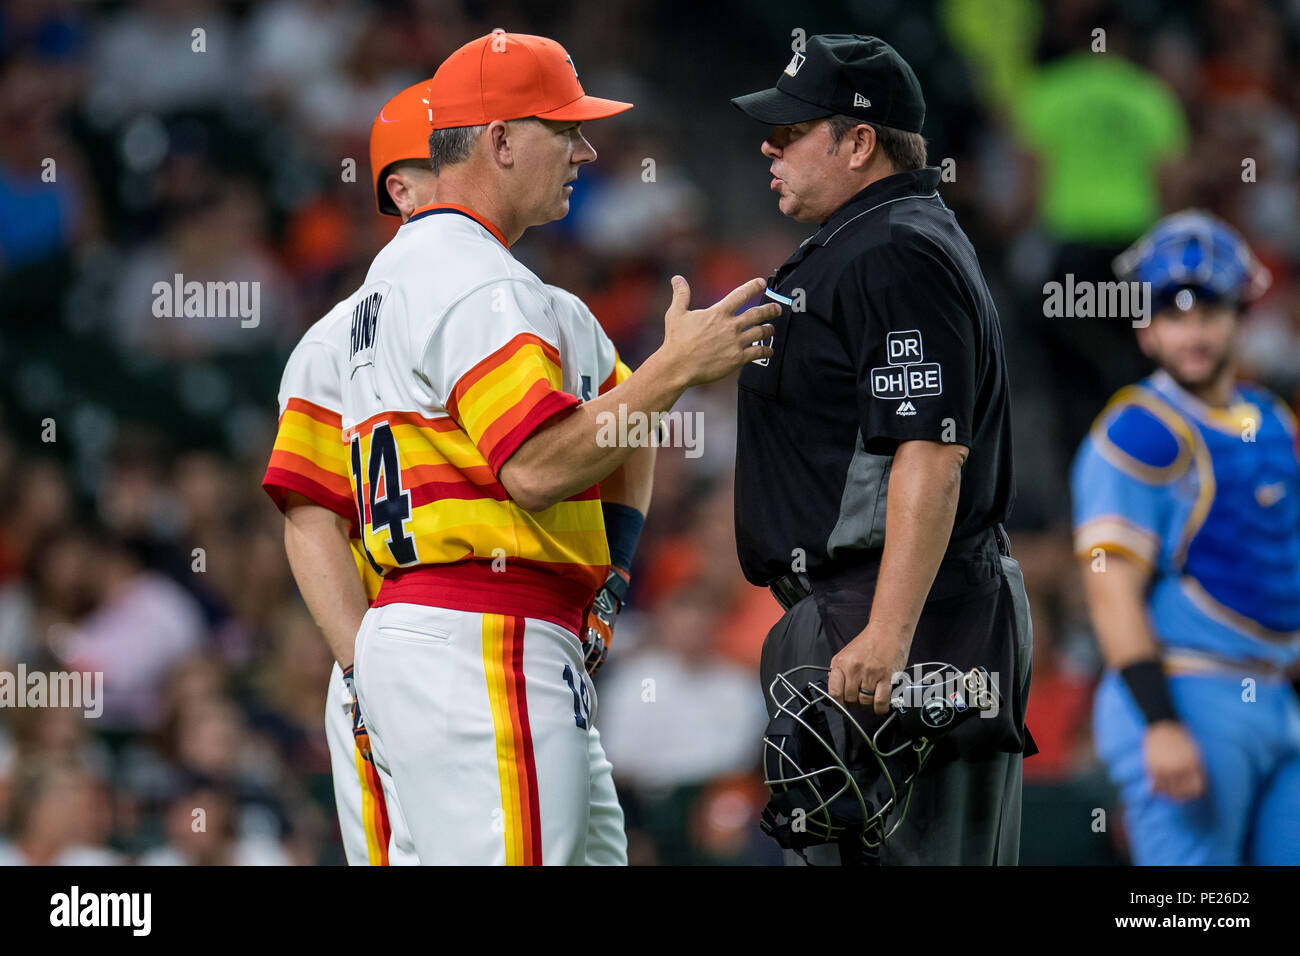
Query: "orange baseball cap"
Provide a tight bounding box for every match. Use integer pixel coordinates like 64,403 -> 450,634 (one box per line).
428,30 -> 632,130
369,79 -> 434,216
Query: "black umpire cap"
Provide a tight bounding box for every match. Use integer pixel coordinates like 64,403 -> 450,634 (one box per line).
731,34 -> 925,134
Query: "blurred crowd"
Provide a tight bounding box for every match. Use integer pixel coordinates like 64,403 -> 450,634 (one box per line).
1,0 -> 1298,865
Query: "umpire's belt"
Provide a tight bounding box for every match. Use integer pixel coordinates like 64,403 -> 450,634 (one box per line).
768,571 -> 813,613
767,524 -> 1012,613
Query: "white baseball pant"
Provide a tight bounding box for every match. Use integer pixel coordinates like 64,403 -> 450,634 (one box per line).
325,662 -> 418,865
353,602 -> 627,865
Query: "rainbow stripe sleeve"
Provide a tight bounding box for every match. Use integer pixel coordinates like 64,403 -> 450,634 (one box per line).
446,332 -> 580,478
263,397 -> 356,523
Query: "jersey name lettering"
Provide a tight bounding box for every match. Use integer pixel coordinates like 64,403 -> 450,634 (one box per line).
350,290 -> 384,360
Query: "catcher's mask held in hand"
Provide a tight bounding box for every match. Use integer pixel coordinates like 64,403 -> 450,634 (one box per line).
761,662 -> 999,859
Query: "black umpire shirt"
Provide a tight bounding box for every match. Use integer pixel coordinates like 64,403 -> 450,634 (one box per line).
735,166 -> 1015,587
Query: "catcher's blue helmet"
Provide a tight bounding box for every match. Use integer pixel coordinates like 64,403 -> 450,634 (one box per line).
1112,209 -> 1271,316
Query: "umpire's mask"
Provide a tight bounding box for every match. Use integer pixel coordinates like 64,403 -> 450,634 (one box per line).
760,662 -> 998,856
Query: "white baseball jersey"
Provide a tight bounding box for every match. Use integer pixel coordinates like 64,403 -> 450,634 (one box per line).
340,202 -> 631,865
340,203 -> 630,636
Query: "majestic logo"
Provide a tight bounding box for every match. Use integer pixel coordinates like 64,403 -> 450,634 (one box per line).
896,400 -> 916,416
784,52 -> 805,77
853,92 -> 871,108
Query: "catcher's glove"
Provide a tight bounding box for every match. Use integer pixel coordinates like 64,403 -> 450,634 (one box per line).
581,566 -> 630,676
342,665 -> 372,763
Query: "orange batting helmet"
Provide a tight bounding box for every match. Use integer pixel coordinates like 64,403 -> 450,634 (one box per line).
369,79 -> 434,216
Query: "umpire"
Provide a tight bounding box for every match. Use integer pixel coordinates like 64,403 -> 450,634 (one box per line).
731,34 -> 1035,865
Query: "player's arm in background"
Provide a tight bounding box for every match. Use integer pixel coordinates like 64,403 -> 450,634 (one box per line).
1078,551 -> 1203,800
1070,397 -> 1204,801
596,354 -> 654,518
282,493 -> 369,668
263,333 -> 371,668
600,444 -> 653,514
574,291 -> 656,521
594,349 -> 655,540
583,333 -> 654,673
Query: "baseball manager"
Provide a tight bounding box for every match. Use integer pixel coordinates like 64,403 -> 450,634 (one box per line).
732,34 -> 1036,865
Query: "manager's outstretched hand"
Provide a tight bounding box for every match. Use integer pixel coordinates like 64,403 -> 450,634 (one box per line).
660,275 -> 778,387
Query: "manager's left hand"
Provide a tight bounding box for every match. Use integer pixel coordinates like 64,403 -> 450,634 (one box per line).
828,625 -> 912,715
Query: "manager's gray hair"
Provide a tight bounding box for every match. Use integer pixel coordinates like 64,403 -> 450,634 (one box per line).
428,124 -> 487,175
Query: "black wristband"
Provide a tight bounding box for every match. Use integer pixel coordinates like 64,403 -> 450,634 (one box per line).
602,503 -> 644,572
1119,659 -> 1178,725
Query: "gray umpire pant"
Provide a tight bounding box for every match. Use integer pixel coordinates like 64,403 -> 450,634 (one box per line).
770,550 -> 1034,866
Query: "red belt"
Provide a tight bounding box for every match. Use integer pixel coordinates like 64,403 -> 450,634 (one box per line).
373,561 -> 596,636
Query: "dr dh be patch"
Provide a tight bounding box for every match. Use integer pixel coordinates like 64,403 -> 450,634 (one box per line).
870,330 -> 942,416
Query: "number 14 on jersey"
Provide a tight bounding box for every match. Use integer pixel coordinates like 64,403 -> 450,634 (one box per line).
348,421 -> 418,571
